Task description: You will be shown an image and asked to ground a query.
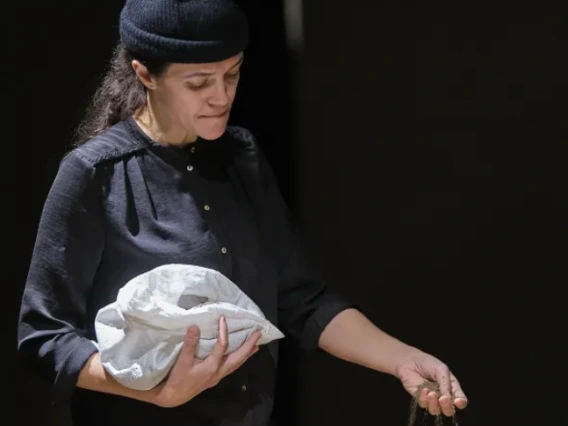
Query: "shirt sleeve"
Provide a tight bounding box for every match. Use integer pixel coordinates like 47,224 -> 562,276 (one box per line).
257,149 -> 358,351
17,150 -> 105,405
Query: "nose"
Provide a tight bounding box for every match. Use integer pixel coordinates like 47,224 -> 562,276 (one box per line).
209,81 -> 230,108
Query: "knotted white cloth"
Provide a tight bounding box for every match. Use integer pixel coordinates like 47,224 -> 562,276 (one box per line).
93,264 -> 284,390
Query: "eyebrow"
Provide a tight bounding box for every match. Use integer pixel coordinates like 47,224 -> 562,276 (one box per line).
183,56 -> 244,79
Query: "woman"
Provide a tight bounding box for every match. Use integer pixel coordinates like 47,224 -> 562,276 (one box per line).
17,0 -> 468,425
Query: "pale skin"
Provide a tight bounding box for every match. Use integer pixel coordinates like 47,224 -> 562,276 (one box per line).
131,51 -> 244,145
77,52 -> 468,416
78,317 -> 262,408
319,308 -> 468,417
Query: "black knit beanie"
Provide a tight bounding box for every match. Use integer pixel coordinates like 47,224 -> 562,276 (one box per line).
119,0 -> 249,63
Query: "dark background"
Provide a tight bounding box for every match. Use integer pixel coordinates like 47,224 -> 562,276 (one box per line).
8,2 -> 566,425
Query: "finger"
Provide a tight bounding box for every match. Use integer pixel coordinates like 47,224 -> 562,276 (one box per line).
418,387 -> 429,409
427,391 -> 440,415
205,316 -> 229,370
245,329 -> 262,347
178,325 -> 200,367
435,364 -> 452,399
435,364 -> 454,416
220,330 -> 262,375
228,330 -> 261,364
450,374 -> 468,409
224,345 -> 259,376
439,394 -> 455,417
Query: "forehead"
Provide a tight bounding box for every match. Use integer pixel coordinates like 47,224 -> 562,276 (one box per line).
167,53 -> 244,77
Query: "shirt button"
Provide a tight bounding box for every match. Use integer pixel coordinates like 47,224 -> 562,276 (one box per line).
241,385 -> 247,392
186,165 -> 193,172
190,146 -> 196,153
204,205 -> 210,211
221,247 -> 228,254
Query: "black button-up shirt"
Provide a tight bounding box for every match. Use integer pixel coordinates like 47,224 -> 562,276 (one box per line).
17,117 -> 354,426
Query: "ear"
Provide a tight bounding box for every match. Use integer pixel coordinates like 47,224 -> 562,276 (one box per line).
131,60 -> 158,90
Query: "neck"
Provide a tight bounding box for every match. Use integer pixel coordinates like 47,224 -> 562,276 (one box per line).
133,93 -> 197,147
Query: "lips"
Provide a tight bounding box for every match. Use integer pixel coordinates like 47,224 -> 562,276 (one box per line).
203,111 -> 228,118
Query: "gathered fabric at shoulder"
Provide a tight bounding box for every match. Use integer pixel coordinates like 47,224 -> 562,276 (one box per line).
94,264 -> 284,390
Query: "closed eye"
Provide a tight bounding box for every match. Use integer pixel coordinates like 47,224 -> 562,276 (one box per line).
187,80 -> 209,90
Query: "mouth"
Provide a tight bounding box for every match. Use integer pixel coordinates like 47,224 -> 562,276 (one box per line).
202,111 -> 228,118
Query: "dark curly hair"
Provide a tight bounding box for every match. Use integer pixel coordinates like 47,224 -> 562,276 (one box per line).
73,42 -> 170,146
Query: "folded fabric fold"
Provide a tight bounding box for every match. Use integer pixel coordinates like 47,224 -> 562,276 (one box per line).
94,264 -> 284,390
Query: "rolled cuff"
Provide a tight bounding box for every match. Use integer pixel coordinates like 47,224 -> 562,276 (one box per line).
52,337 -> 98,405
300,298 -> 359,350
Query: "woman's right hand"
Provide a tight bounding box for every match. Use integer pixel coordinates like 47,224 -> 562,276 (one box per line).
154,316 -> 261,408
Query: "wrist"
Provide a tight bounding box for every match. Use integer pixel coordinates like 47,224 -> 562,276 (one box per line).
149,382 -> 170,407
391,345 -> 423,378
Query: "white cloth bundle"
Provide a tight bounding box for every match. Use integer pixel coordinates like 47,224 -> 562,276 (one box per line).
93,264 -> 284,390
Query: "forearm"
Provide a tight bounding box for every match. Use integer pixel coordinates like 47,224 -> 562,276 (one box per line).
318,308 -> 420,376
77,352 -> 162,405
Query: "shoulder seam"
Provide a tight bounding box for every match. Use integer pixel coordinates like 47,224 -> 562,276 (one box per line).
67,120 -> 147,167
74,145 -> 144,167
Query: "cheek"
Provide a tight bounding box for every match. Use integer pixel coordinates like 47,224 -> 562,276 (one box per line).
170,92 -> 204,119
227,84 -> 238,101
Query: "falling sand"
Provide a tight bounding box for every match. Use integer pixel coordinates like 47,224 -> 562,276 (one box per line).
407,381 -> 459,426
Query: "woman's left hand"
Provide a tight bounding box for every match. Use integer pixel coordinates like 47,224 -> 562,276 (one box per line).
394,349 -> 468,417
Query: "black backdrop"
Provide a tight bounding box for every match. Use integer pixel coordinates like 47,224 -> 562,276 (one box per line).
9,2 -> 565,426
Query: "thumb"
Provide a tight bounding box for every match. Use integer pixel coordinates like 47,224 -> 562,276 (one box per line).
399,368 -> 431,398
179,325 -> 200,365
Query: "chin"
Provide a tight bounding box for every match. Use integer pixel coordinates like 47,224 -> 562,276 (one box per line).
197,122 -> 229,141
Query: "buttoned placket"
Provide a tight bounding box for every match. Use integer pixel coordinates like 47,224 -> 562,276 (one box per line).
184,142 -> 252,399
184,144 -> 233,276
186,145 -> 196,172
